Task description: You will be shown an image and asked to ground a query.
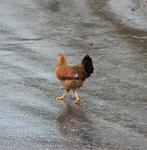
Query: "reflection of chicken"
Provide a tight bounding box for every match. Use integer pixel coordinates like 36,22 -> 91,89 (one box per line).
56,53 -> 94,104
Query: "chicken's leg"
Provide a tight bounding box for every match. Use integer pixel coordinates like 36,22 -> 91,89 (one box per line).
74,90 -> 80,104
57,90 -> 68,101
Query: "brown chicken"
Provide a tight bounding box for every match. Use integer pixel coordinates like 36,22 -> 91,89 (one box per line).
56,53 -> 94,104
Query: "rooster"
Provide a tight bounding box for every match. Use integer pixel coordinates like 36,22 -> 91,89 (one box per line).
56,53 -> 94,104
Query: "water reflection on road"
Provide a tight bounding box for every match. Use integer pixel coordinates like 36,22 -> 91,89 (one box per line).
0,0 -> 147,149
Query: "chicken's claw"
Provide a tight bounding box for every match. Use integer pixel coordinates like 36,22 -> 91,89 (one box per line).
56,96 -> 64,101
74,98 -> 80,105
56,90 -> 68,101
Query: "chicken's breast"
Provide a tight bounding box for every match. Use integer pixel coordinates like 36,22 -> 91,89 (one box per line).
56,64 -> 86,90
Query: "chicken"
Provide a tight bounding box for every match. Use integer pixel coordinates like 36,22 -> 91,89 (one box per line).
55,53 -> 94,104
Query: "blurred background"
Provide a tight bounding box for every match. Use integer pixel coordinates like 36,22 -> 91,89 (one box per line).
0,0 -> 147,149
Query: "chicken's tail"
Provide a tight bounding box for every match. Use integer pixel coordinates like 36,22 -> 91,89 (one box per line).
81,55 -> 94,78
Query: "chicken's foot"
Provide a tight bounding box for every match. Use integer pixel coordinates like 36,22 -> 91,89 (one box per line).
74,91 -> 80,104
57,90 -> 68,101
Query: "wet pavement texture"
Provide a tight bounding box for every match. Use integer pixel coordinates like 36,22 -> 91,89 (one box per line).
0,0 -> 147,149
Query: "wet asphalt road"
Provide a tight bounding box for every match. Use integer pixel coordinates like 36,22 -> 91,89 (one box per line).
0,0 -> 147,149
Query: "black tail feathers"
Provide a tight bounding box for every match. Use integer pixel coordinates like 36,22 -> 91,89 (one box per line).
81,55 -> 94,78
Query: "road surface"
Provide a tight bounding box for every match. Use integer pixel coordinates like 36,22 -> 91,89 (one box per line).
0,0 -> 147,149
